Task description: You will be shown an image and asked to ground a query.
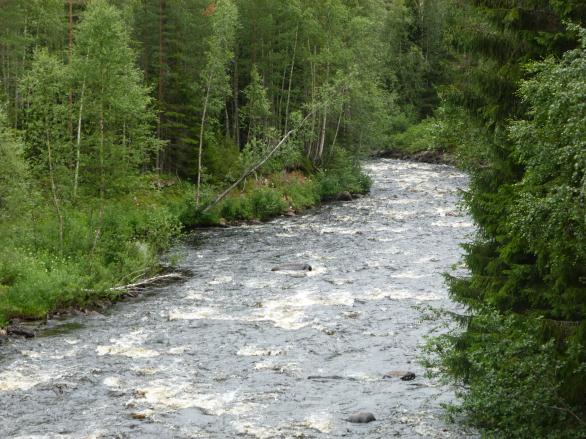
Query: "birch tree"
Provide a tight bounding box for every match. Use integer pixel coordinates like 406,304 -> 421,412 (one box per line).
71,0 -> 160,251
196,0 -> 238,207
20,49 -> 69,250
72,0 -> 159,197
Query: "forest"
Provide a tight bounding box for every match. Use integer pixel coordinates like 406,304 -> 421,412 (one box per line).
0,0 -> 585,437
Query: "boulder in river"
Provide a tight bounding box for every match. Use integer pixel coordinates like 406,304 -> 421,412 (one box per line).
6,325 -> 35,338
346,412 -> 376,423
383,370 -> 416,381
271,263 -> 312,272
337,191 -> 353,201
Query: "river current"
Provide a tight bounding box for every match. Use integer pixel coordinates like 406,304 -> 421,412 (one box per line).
0,160 -> 477,438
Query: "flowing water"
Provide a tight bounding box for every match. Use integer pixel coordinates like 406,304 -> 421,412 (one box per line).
0,160 -> 478,438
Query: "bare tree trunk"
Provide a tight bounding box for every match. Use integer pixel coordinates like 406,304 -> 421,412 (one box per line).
308,43 -> 317,159
225,103 -> 230,138
92,102 -> 106,258
317,108 -> 327,161
202,111 -> 314,214
157,0 -> 165,175
276,62 -> 287,133
283,26 -> 298,135
46,129 -> 64,251
73,80 -> 85,199
233,52 -> 240,147
67,0 -> 74,138
331,109 -> 343,152
316,64 -> 330,162
196,79 -> 212,207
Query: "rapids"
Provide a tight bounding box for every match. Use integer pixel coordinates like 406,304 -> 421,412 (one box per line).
0,160 -> 477,438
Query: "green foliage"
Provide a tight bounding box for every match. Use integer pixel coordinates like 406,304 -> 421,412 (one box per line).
204,136 -> 244,184
72,0 -> 160,197
389,118 -> 443,153
427,11 -> 586,438
317,149 -> 372,198
0,0 -> 377,332
0,177 -> 188,325
241,65 -> 271,139
425,310 -> 586,438
506,28 -> 586,321
0,107 -> 31,220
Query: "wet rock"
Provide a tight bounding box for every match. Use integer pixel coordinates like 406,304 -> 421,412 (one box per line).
6,325 -> 35,338
383,370 -> 416,381
308,375 -> 345,380
218,218 -> 228,228
271,263 -> 312,272
308,375 -> 358,382
337,191 -> 353,201
344,311 -> 360,319
131,413 -> 147,420
346,412 -> 376,423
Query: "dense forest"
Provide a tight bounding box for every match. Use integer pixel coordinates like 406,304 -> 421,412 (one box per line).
0,0 -> 585,437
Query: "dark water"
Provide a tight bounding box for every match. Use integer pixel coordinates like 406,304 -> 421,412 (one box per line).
0,160 -> 477,438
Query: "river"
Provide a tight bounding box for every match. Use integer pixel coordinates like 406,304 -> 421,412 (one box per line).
0,159 -> 477,438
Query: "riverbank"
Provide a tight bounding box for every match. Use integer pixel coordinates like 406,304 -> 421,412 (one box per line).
0,162 -> 371,332
0,159 -> 475,438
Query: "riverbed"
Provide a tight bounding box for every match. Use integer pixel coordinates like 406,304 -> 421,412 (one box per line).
0,160 -> 477,438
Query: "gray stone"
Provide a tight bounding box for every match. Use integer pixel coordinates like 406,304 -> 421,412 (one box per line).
271,263 -> 312,272
346,412 -> 376,423
337,191 -> 353,201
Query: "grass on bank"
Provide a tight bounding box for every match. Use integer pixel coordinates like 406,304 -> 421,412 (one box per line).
0,157 -> 371,327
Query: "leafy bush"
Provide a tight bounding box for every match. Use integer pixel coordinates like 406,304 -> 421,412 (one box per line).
249,187 -> 287,220
389,117 -> 443,153
425,310 -> 586,438
317,148 -> 372,198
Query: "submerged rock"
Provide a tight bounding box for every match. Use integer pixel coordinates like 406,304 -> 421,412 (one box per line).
346,412 -> 376,423
337,191 -> 353,201
271,263 -> 312,272
6,325 -> 35,338
383,370 -> 416,381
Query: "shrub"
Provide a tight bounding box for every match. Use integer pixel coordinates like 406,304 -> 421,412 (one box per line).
424,310 -> 586,438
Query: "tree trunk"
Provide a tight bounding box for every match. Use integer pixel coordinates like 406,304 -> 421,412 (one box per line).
91,101 -> 106,259
283,26 -> 298,135
233,52 -> 240,147
196,79 -> 212,207
73,80 -> 85,199
67,0 -> 74,138
157,0 -> 165,175
317,108 -> 327,162
46,129 -> 64,251
202,111 -> 314,214
331,109 -> 343,152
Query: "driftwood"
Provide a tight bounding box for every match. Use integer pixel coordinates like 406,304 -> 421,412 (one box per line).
109,272 -> 185,292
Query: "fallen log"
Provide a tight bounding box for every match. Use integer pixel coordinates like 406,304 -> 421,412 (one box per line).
109,273 -> 186,292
